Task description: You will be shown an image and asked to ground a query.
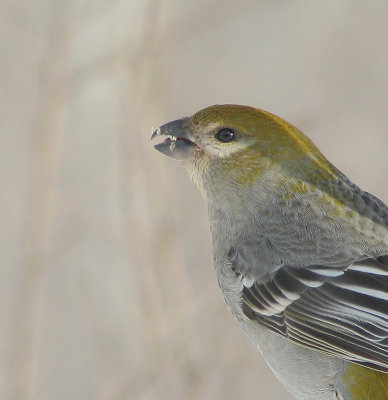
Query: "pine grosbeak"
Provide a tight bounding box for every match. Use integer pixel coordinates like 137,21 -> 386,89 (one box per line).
152,104 -> 388,400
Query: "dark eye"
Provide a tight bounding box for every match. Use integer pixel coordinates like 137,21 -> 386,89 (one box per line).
216,128 -> 235,143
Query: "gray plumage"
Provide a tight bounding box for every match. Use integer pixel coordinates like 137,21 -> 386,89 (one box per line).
153,104 -> 388,400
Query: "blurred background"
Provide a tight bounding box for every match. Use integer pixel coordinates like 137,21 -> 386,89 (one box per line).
1,1 -> 388,399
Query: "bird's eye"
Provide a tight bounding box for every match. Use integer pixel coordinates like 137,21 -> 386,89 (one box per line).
215,128 -> 235,143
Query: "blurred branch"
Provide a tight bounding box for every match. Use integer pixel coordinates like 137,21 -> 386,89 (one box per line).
7,3 -> 71,399
67,0 -> 261,99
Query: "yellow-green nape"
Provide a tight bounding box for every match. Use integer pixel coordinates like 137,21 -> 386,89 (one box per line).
190,104 -> 340,182
190,104 -> 291,137
343,363 -> 388,400
190,104 -> 312,149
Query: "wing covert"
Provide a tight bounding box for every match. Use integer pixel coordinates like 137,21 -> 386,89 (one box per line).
233,249 -> 388,372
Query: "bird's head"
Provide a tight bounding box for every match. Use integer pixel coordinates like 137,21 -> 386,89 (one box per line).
152,105 -> 339,204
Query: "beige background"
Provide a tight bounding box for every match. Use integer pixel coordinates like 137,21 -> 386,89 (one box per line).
1,1 -> 388,399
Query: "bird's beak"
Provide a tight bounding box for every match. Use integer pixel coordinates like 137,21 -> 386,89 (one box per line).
151,118 -> 197,160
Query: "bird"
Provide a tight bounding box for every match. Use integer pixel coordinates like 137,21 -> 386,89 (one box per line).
151,104 -> 388,400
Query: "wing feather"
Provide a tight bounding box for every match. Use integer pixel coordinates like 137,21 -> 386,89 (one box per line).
237,255 -> 388,372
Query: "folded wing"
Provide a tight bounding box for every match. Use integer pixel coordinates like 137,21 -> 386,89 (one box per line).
234,251 -> 388,372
